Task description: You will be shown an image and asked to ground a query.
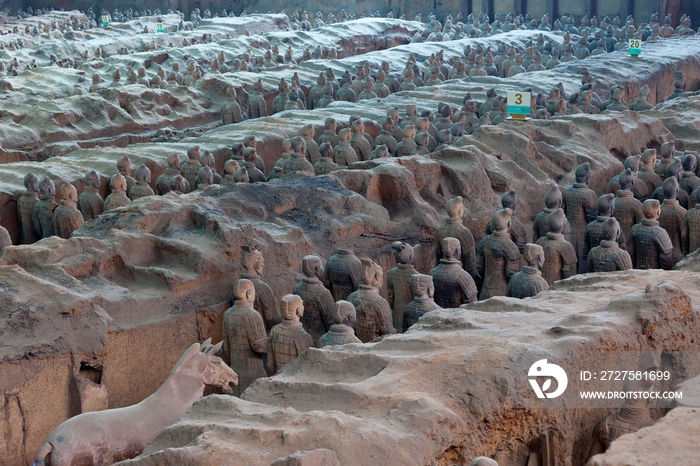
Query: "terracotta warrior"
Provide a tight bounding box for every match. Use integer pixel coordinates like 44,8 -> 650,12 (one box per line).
33,177 -> 58,238
477,209 -> 522,298
655,141 -> 675,179
116,156 -> 136,197
200,151 -> 223,184
267,294 -> 314,374
180,146 -> 202,188
533,185 -> 572,243
629,84 -> 653,111
169,175 -> 189,195
222,86 -> 246,125
347,258 -> 396,343
506,243 -> 549,298
350,120 -> 372,162
18,172 -> 40,244
223,279 -> 267,396
485,190 -> 528,253
387,242 -> 418,333
34,339 -> 236,466
435,196 -> 479,279
682,190 -> 700,255
104,174 -> 131,211
322,248 -> 363,302
302,124 -> 321,163
536,208 -> 577,285
637,149 -> 662,193
374,118 -> 398,154
589,374 -> 656,456
78,170 -> 104,220
587,218 -> 633,272
613,168 -> 645,241
318,117 -> 339,147
156,153 -> 187,195
627,199 -> 674,270
248,78 -> 268,118
314,143 -> 339,175
583,194 -> 622,262
293,255 -> 334,344
563,162 -> 598,272
430,237 -> 478,307
240,245 -> 282,333
680,153 -> 700,195
333,128 -> 358,167
658,177 -> 687,266
53,183 -> 84,239
130,164 -> 155,199
317,300 -> 362,347
195,167 -> 214,189
222,160 -> 240,186
403,274 -> 441,329
653,159 -> 690,209
283,136 -> 314,175
394,125 -> 417,157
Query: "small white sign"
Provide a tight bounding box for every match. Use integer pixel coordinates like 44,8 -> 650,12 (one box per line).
101,15 -> 110,26
507,91 -> 531,115
628,38 -> 641,55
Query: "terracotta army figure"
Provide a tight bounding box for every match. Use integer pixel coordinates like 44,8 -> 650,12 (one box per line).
223,278 -> 268,396
387,242 -> 418,333
589,375 -> 656,456
350,120 -> 372,161
284,136 -> 315,175
536,208 -> 577,285
655,141 -> 675,179
116,156 -> 136,196
180,146 -> 202,188
682,190 -> 700,255
314,143 -> 339,175
403,274 -> 441,329
629,84 -> 653,111
156,154 -> 188,195
302,124 -> 321,163
318,117 -> 339,147
587,218 -> 633,272
533,185 -> 572,243
333,128 -> 358,167
317,300 -> 362,347
53,183 -> 84,239
32,177 -> 58,238
680,153 -> 700,195
169,175 -> 189,195
200,151 -> 223,184
272,79 -> 289,114
477,209 -> 522,298
627,199 -> 674,270
222,86 -> 246,125
583,194 -> 622,262
222,160 -> 240,186
18,172 -> 40,244
606,155 -> 648,200
308,73 -> 326,110
242,147 -> 267,182
613,168 -> 644,241
658,177 -> 687,265
130,164 -> 155,199
638,149 -> 663,193
485,190 -> 528,253
293,255 -> 334,344
248,79 -> 268,118
78,170 -> 104,220
195,167 -> 214,189
240,245 -> 282,332
506,243 -> 549,298
104,174 -> 131,211
374,118 -> 398,155
654,159 -> 690,208
563,163 -> 598,272
347,258 -> 397,343
267,294 -> 313,374
430,237 -> 478,307
393,125 -> 417,157
322,248 -> 364,301
434,196 -> 479,279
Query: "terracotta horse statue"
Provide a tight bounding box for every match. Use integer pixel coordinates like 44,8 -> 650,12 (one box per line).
34,338 -> 237,466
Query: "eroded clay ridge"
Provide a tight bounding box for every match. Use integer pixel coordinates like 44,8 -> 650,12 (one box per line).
0,12 -> 420,162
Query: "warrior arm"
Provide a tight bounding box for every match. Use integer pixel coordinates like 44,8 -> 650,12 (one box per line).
616,251 -> 634,271
318,289 -> 335,331
258,282 -> 282,329
375,299 -> 397,336
681,215 -> 690,255
626,229 -> 637,268
266,333 -> 277,373
476,240 -> 486,277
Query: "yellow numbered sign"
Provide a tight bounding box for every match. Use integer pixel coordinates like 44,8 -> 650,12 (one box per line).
101,15 -> 110,26
156,22 -> 165,33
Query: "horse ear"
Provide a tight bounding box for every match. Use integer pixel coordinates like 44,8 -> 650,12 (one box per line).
208,341 -> 223,355
201,337 -> 213,352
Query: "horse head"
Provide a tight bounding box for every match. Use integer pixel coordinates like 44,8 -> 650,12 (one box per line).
199,338 -> 238,394
173,338 -> 238,394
